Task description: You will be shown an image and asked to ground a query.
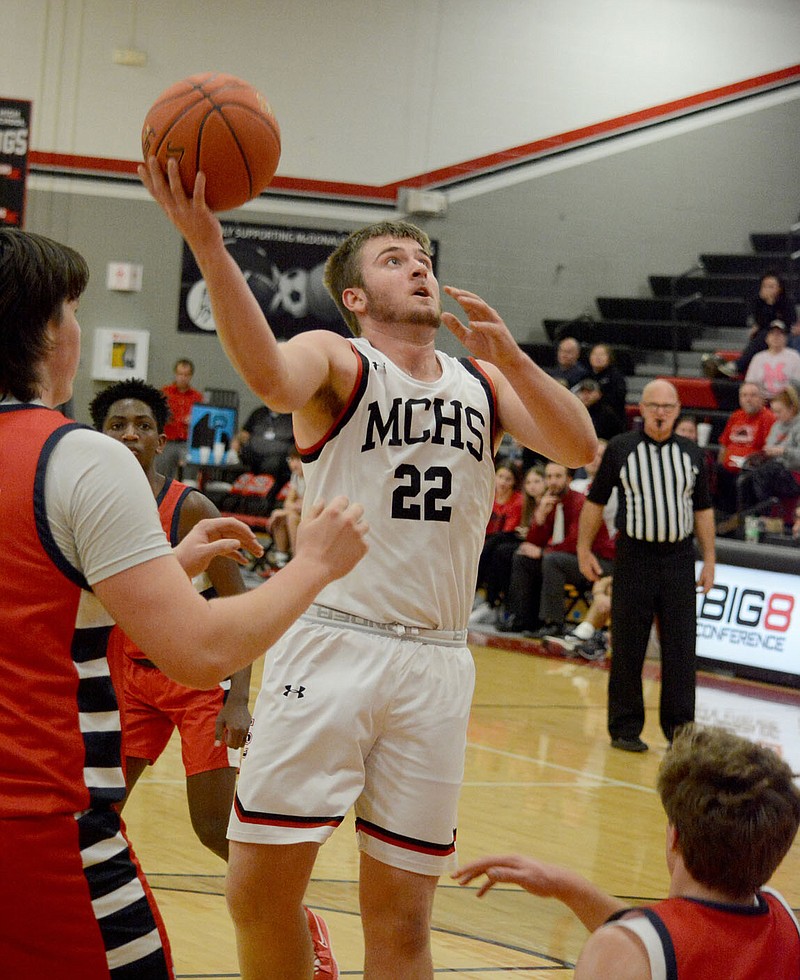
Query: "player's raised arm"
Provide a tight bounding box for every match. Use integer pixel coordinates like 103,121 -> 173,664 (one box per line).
442,286 -> 597,468
140,157 -> 350,411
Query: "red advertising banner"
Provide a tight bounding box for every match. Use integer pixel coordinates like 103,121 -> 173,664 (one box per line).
0,97 -> 31,227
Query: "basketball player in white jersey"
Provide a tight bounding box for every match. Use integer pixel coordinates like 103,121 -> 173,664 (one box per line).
141,156 -> 597,980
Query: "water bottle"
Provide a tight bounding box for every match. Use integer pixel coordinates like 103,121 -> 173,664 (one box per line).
744,515 -> 760,543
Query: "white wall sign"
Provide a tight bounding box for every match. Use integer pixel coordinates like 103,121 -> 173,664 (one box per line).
91,328 -> 150,381
106,262 -> 143,292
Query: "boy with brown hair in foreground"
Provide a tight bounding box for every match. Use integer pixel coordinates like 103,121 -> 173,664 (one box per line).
455,725 -> 800,979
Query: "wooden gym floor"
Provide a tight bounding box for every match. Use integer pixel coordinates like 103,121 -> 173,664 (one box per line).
123,634 -> 800,978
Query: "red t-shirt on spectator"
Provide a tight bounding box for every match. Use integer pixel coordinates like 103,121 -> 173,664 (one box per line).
485,491 -> 523,537
718,407 -> 775,472
161,384 -> 204,442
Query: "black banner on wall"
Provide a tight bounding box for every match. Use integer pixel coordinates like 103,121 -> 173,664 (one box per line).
0,98 -> 31,228
178,220 -> 439,338
178,223 -> 352,338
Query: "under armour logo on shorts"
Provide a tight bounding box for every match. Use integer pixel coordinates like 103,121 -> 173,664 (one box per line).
283,684 -> 306,698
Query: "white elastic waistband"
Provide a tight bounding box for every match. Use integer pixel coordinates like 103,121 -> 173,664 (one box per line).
303,603 -> 468,646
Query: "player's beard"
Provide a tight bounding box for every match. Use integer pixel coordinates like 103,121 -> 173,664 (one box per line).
364,288 -> 441,329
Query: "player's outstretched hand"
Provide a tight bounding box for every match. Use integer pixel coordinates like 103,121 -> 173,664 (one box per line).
174,516 -> 264,579
295,496 -> 369,583
452,854 -> 569,899
138,156 -> 223,254
441,286 -> 520,366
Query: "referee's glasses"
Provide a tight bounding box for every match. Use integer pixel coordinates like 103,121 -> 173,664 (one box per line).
642,401 -> 678,412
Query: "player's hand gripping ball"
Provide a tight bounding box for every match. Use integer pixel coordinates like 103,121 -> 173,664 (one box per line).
141,72 -> 281,212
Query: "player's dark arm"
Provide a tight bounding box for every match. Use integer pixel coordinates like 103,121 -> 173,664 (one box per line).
178,491 -> 253,745
178,490 -> 249,600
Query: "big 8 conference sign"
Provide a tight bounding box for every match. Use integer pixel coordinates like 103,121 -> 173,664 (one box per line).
695,561 -> 800,677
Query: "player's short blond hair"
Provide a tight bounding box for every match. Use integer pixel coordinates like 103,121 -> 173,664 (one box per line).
323,221 -> 431,336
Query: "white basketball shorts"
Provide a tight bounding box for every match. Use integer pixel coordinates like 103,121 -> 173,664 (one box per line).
228,612 -> 475,876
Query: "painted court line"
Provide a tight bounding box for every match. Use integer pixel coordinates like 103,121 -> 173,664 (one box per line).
466,742 -> 657,794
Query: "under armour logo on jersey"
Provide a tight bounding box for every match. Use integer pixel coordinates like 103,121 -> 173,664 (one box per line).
283,684 -> 306,698
372,360 -> 386,372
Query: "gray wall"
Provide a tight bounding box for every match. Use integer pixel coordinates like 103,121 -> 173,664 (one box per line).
25,95 -> 800,422
431,96 -> 800,357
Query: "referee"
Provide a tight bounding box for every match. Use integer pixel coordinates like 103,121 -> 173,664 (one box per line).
577,379 -> 716,752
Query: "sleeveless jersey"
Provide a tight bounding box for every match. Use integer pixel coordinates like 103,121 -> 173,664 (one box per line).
299,338 -> 498,630
112,478 -> 199,663
0,404 -> 123,816
608,888 -> 800,980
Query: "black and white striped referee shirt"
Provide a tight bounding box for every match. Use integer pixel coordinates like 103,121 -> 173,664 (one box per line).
587,431 -> 712,544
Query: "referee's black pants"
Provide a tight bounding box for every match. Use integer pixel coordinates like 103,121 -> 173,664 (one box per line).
609,537 -> 697,742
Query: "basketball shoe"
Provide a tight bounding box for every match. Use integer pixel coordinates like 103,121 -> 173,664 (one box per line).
468,600 -> 496,626
305,905 -> 339,979
575,629 -> 609,661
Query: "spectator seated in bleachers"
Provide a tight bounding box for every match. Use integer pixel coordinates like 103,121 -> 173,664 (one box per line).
572,378 -> 625,441
584,343 -> 627,430
231,406 -> 294,484
470,466 -> 546,627
221,407 -> 295,522
737,385 -> 800,517
712,382 -> 775,515
545,574 -> 612,661
674,415 -> 697,440
707,271 -> 799,379
469,463 -> 523,625
497,462 -> 615,636
533,442 -> 617,642
744,320 -> 800,400
546,335 -> 589,389
569,439 -> 617,534
675,413 -> 717,497
264,448 -> 305,571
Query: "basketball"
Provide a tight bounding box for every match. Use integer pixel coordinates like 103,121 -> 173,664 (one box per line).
141,72 -> 281,212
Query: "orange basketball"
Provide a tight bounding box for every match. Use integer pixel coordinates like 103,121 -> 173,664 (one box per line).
141,72 -> 281,212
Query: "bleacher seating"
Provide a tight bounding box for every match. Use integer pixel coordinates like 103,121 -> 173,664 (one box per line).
543,317 -> 702,351
521,341 -> 635,377
597,296 -> 748,328
699,252 -> 792,276
649,273 -> 762,299
541,222 -> 800,424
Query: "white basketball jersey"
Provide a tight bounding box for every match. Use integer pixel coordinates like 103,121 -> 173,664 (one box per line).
300,338 -> 498,630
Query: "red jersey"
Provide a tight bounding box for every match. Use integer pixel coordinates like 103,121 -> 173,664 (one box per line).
609,888 -> 800,979
0,405 -> 123,816
161,383 -> 203,442
112,479 -> 193,664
